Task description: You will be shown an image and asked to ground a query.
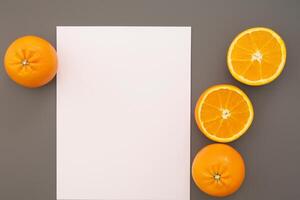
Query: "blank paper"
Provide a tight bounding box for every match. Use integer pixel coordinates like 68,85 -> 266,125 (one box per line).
57,26 -> 191,200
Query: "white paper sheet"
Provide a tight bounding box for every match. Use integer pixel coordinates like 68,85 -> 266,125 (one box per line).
57,26 -> 191,200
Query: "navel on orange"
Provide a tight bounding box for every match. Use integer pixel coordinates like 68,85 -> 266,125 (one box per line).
195,84 -> 253,143
4,35 -> 58,88
192,144 -> 245,197
227,27 -> 286,86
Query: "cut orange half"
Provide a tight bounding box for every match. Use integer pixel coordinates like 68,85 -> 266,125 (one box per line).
195,84 -> 254,143
227,27 -> 286,86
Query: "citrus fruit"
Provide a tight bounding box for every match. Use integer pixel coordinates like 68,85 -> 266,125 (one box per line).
4,35 -> 58,88
192,143 -> 245,197
195,84 -> 253,143
227,27 -> 286,86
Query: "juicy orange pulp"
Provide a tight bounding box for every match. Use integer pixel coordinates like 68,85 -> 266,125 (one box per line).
195,84 -> 254,143
227,27 -> 286,86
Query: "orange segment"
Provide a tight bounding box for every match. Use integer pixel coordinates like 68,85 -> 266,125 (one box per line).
195,84 -> 254,143
227,27 -> 286,86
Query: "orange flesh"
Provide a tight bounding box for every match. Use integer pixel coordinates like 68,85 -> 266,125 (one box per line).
230,30 -> 283,81
200,88 -> 250,139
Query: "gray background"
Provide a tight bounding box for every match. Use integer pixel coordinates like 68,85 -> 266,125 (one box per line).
0,0 -> 299,199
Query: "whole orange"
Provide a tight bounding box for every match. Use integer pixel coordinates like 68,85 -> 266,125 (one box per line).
192,144 -> 245,197
4,35 -> 57,88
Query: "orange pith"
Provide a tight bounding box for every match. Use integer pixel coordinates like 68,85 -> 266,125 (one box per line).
227,27 -> 286,86
195,84 -> 253,143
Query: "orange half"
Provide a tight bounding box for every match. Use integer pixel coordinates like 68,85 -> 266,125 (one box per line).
195,84 -> 254,143
227,27 -> 286,86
